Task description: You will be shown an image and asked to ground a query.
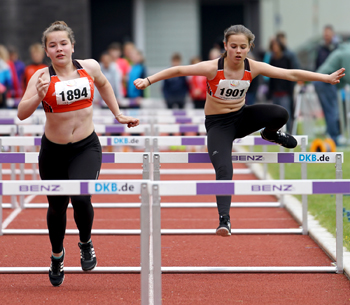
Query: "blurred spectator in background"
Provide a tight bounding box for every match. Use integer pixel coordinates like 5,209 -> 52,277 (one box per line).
123,41 -> 136,64
316,38 -> 350,145
23,43 -> 47,90
0,45 -> 12,108
188,56 -> 206,109
315,25 -> 339,70
7,45 -> 25,107
95,51 -> 123,108
127,49 -> 146,108
276,31 -> 300,69
268,38 -> 295,132
162,53 -> 189,109
108,42 -> 130,97
208,48 -> 222,60
313,25 -> 341,145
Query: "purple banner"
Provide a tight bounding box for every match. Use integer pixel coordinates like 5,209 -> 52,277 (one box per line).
105,126 -> 124,133
0,153 -> 25,163
107,138 -> 112,146
34,138 -> 41,146
182,138 -> 205,145
254,138 -> 276,145
277,153 -> 294,163
173,110 -> 186,116
188,153 -> 210,163
80,182 -> 89,195
179,126 -> 198,133
313,181 -> 350,194
176,118 -> 192,124
0,183 -> 2,195
0,119 -> 14,124
197,182 -> 235,195
102,153 -> 115,163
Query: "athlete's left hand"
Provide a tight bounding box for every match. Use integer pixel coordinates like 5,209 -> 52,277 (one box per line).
116,114 -> 140,128
328,68 -> 345,85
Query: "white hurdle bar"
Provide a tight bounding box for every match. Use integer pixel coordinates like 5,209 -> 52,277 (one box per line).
0,179 -> 151,305
147,179 -> 346,305
0,135 -> 308,175
153,151 -> 343,235
0,152 -> 150,209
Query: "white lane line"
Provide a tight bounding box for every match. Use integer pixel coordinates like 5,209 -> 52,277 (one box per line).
2,195 -> 37,229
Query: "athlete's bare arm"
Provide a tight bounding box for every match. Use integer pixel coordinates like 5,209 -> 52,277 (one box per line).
17,68 -> 50,120
80,59 -> 139,128
250,59 -> 345,84
134,59 -> 218,90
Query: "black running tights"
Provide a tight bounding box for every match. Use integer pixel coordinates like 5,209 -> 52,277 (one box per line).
39,132 -> 102,253
205,104 -> 289,216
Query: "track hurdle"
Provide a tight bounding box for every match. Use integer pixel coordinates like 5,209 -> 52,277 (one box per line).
0,125 -> 18,209
150,178 -> 346,305
152,151 -> 343,235
0,179 -> 152,304
0,152 -> 150,212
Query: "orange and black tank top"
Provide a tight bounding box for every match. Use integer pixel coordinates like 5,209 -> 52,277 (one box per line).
42,60 -> 94,113
207,57 -> 252,101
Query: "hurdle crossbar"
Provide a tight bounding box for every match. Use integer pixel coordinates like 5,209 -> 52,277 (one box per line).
153,152 -> 343,235
150,178 -> 346,305
0,179 -> 151,304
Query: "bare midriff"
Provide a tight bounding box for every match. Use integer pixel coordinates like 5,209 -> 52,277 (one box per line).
204,93 -> 245,115
44,106 -> 94,144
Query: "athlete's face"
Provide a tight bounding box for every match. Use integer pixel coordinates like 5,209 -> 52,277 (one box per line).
224,34 -> 250,63
45,31 -> 74,65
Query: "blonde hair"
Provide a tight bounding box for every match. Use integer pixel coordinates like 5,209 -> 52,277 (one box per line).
222,25 -> 255,58
0,45 -> 9,61
29,43 -> 44,53
42,21 -> 75,48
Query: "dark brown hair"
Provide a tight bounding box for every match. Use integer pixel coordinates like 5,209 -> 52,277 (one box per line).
42,21 -> 75,48
222,25 -> 255,58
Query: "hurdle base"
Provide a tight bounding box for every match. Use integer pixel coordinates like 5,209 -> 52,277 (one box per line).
0,266 -> 337,274
2,228 -> 303,235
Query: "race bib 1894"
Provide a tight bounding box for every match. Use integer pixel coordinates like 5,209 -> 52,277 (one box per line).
55,77 -> 91,105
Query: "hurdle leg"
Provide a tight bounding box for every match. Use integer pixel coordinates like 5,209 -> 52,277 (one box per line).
0,142 -> 2,235
335,154 -> 343,273
140,183 -> 150,305
279,145 -> 285,208
301,137 -> 308,235
10,127 -> 17,208
152,184 -> 162,305
18,127 -> 25,209
142,154 -> 150,180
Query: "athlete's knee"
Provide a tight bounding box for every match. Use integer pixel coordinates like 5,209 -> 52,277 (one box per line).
215,165 -> 233,180
71,195 -> 91,206
273,105 -> 289,125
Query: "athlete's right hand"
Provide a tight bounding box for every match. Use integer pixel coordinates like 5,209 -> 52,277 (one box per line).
133,78 -> 148,90
36,71 -> 50,99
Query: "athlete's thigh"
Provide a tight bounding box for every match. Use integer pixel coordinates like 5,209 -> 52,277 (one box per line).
38,147 -> 68,180
235,104 -> 287,138
68,145 -> 102,180
207,124 -> 236,171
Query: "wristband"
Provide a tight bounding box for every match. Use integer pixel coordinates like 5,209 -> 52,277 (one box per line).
146,77 -> 151,85
115,112 -> 123,118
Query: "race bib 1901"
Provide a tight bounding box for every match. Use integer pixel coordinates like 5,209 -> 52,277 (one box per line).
55,77 -> 91,105
214,79 -> 250,100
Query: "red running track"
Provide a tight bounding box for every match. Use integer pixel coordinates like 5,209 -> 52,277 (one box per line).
0,162 -> 350,304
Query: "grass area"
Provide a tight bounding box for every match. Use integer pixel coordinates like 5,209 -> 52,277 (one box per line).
250,144 -> 350,252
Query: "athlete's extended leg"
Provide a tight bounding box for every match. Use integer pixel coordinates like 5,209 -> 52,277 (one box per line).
68,132 -> 102,271
205,113 -> 238,236
236,104 -> 297,148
